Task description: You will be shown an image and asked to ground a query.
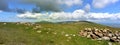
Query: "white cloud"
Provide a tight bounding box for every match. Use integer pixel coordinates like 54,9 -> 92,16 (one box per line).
17,12 -> 49,19
84,4 -> 91,12
0,10 -> 3,12
17,9 -> 120,22
87,13 -> 120,21
58,0 -> 83,6
17,9 -> 86,21
92,0 -> 119,8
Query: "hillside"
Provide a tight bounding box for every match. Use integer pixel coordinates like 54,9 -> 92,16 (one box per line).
0,21 -> 120,45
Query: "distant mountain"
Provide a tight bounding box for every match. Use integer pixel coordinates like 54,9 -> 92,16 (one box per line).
99,23 -> 120,28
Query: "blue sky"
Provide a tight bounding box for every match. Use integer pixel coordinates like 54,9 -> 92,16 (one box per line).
0,0 -> 120,22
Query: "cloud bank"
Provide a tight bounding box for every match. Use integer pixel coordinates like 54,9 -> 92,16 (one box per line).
92,0 -> 119,8
17,9 -> 120,22
17,9 -> 86,22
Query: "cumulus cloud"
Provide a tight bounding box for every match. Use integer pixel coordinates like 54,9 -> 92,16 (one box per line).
0,0 -> 83,13
23,0 -> 83,12
92,0 -> 119,8
17,9 -> 120,22
17,9 -> 86,21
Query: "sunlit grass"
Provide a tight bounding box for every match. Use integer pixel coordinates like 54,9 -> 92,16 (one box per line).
0,21 -> 120,45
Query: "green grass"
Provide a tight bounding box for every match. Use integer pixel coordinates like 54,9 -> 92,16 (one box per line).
0,21 -> 120,45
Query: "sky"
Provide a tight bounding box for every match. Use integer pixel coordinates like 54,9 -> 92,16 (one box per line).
0,0 -> 120,23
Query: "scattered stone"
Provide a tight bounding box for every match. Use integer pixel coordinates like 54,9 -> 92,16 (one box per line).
37,30 -> 42,33
3,23 -> 6,25
65,34 -> 69,37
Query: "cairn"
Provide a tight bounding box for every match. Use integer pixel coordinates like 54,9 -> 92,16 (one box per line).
79,28 -> 120,42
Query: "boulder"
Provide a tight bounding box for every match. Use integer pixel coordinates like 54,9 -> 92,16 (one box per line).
110,36 -> 117,42
102,36 -> 110,40
87,35 -> 91,38
90,34 -> 98,39
108,33 -> 113,37
96,33 -> 103,38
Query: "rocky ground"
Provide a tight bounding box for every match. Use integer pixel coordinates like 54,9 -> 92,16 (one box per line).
79,28 -> 120,43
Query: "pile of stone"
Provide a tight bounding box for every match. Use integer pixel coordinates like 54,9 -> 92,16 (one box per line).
16,22 -> 34,26
79,28 -> 120,42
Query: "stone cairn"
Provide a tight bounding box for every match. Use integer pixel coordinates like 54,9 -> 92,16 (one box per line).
79,28 -> 120,43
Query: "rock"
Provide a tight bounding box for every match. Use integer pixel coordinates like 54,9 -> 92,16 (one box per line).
88,28 -> 92,30
84,28 -> 88,30
73,34 -> 76,37
79,31 -> 83,36
115,33 -> 119,37
90,34 -> 98,39
87,35 -> 91,38
103,30 -> 107,33
79,28 -> 120,43
108,33 -> 113,37
112,36 -> 117,39
65,34 -> 69,37
108,42 -> 112,45
83,32 -> 88,37
98,30 -> 102,33
117,37 -> 120,39
102,36 -> 110,40
96,33 -> 103,38
3,23 -> 6,25
110,38 -> 116,42
94,28 -> 98,31
110,36 -> 117,42
87,32 -> 92,34
103,33 -> 108,36
37,30 -> 42,33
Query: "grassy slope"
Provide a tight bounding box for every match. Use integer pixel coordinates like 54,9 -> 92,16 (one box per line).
0,21 -> 120,45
